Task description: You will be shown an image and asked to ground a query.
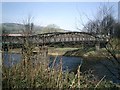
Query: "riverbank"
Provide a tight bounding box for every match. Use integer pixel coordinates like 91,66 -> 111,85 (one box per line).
61,47 -> 120,82
3,47 -> 120,83
4,47 -> 120,58
48,47 -> 79,56
4,47 -> 79,55
64,48 -> 120,58
4,48 -> 22,54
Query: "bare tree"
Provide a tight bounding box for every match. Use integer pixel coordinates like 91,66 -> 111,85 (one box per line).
22,15 -> 34,36
21,16 -> 35,68
94,4 -> 120,81
77,3 -> 115,36
77,2 -> 120,82
114,22 -> 120,38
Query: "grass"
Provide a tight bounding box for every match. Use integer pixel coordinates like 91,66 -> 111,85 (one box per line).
48,47 -> 79,52
48,47 -> 79,56
55,48 -> 79,51
2,49 -> 119,89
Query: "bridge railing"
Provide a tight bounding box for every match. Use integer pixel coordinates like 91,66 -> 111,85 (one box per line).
2,32 -> 109,46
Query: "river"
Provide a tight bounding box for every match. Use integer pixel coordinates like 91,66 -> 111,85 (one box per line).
3,52 -> 120,83
3,52 -> 82,72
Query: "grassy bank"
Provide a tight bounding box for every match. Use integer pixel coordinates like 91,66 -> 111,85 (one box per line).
2,47 -> 120,88
63,47 -> 120,82
3,53 -> 118,89
64,48 -> 120,58
48,47 -> 79,56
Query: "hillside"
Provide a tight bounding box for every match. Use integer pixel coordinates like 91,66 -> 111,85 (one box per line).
1,23 -> 68,34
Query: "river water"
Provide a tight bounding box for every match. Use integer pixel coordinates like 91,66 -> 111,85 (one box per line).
3,52 -> 120,83
49,55 -> 82,72
3,52 -> 82,72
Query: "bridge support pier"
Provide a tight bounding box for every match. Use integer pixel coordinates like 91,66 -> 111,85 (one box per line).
33,46 -> 48,64
3,44 -> 8,51
95,42 -> 100,50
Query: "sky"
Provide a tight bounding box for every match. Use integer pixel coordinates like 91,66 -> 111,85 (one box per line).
2,2 -> 118,31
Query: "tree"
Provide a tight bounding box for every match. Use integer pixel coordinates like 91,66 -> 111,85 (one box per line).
22,16 -> 34,36
81,3 -> 115,37
100,15 -> 115,36
82,14 -> 115,37
77,2 -> 120,82
114,22 -> 120,38
41,24 -> 61,33
2,25 -> 9,34
21,16 -> 35,68
83,20 -> 100,34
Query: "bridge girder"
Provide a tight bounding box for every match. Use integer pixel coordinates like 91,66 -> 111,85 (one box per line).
2,32 -> 108,47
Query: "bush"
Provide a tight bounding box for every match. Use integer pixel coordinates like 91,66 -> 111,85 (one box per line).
2,54 -> 118,89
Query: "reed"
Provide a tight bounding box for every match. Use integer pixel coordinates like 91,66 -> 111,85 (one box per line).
2,44 -> 118,89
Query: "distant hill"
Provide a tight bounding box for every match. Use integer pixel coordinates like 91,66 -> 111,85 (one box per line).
1,23 -> 69,34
